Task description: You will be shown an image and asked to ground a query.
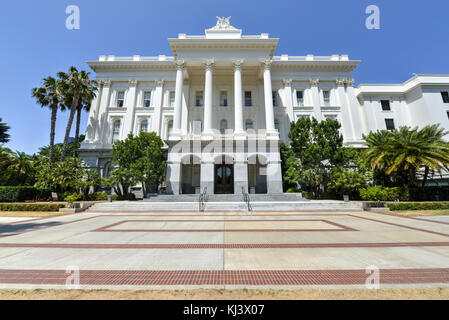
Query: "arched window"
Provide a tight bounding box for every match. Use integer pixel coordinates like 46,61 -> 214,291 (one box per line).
140,120 -> 148,132
112,120 -> 121,144
220,119 -> 228,134
245,119 -> 254,131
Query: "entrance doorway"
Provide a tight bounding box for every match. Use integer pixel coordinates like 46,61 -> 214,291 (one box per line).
214,163 -> 234,194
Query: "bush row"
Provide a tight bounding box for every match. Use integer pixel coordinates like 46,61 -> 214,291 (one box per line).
387,202 -> 449,211
0,203 -> 65,212
360,186 -> 410,201
0,187 -> 52,202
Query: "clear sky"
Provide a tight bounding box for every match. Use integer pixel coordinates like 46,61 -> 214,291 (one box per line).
1,0 -> 448,154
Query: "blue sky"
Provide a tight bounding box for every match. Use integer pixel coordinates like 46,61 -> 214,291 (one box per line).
1,0 -> 448,154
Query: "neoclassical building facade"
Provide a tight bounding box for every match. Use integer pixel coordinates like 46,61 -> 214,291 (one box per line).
79,19 -> 449,195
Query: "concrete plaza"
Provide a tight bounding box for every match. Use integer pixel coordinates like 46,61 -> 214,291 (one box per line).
0,210 -> 448,289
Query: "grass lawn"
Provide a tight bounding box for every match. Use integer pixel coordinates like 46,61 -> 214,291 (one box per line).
0,288 -> 448,300
0,211 -> 74,218
384,209 -> 449,217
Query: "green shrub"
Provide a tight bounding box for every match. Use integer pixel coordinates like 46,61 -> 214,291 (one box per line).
0,187 -> 52,202
286,187 -> 301,193
301,191 -> 313,200
87,192 -> 109,201
388,202 -> 449,211
360,186 -> 409,201
0,203 -> 65,212
64,193 -> 82,204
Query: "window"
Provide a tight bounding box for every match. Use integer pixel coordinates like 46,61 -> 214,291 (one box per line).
220,119 -> 228,134
385,118 -> 395,130
220,91 -> 228,107
274,119 -> 280,132
112,120 -> 121,143
296,91 -> 304,106
195,91 -> 204,107
245,119 -> 254,131
272,91 -> 278,107
441,91 -> 449,103
143,91 -> 151,108
169,91 -> 176,107
381,100 -> 391,111
244,91 -> 252,107
322,90 -> 330,104
140,120 -> 148,132
117,91 -> 125,107
167,119 -> 174,136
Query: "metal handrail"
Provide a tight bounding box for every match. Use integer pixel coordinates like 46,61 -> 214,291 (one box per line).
242,187 -> 252,212
199,187 -> 207,212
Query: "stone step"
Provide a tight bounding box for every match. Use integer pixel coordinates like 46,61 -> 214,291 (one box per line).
87,200 -> 363,212
143,193 -> 304,202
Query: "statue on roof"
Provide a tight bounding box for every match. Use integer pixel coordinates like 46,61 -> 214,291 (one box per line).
216,16 -> 232,29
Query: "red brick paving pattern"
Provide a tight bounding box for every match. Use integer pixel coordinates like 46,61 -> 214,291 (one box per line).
0,269 -> 447,286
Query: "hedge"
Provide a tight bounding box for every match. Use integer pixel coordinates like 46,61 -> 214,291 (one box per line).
0,187 -> 52,202
387,202 -> 449,211
0,203 -> 65,212
360,186 -> 409,201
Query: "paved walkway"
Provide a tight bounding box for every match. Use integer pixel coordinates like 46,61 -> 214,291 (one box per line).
0,211 -> 448,289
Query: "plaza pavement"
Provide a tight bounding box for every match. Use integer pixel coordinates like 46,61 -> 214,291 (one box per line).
0,210 -> 448,290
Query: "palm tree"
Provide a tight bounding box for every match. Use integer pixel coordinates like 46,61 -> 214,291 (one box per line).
32,77 -> 65,163
58,67 -> 97,161
9,151 -> 34,186
0,117 -> 10,143
73,88 -> 94,157
363,125 -> 449,187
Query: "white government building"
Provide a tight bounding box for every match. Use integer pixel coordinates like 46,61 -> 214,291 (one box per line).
79,18 -> 449,196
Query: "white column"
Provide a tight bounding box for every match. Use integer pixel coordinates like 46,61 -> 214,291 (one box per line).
203,60 -> 214,135
309,79 -> 323,121
283,79 -> 294,122
171,60 -> 184,139
98,81 -> 112,144
345,79 -> 364,140
181,80 -> 190,134
152,80 -> 164,135
85,81 -> 103,143
123,80 -> 138,136
262,60 -> 276,135
233,60 -> 245,136
336,79 -> 355,140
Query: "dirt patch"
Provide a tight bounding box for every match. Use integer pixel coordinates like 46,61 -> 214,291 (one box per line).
0,288 -> 448,300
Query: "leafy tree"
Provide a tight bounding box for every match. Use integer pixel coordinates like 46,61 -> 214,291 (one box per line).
280,142 -> 301,190
111,132 -> 166,195
34,157 -> 83,193
38,135 -> 85,161
102,167 -> 139,197
57,67 -> 97,161
31,77 -> 66,163
0,118 -> 10,143
74,169 -> 101,200
327,166 -> 370,197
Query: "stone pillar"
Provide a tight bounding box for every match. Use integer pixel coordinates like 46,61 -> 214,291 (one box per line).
123,80 -> 138,136
171,60 -> 184,139
309,79 -> 323,121
152,80 -> 164,135
203,60 -> 214,135
85,81 -> 103,142
233,60 -> 245,136
200,160 -> 215,195
283,79 -> 294,122
166,161 -> 181,195
181,80 -> 190,134
98,80 -> 112,144
262,60 -> 277,135
345,79 -> 365,139
266,160 -> 283,194
234,161 -> 248,194
336,79 -> 355,140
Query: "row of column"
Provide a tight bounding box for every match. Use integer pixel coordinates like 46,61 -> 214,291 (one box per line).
170,60 -> 278,139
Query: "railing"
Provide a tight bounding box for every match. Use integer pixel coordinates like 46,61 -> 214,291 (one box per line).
242,187 -> 252,212
199,187 -> 208,212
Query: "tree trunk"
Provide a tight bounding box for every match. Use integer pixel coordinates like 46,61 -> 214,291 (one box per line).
422,166 -> 429,188
49,103 -> 58,163
73,104 -> 82,158
61,89 -> 80,161
409,168 -> 416,188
